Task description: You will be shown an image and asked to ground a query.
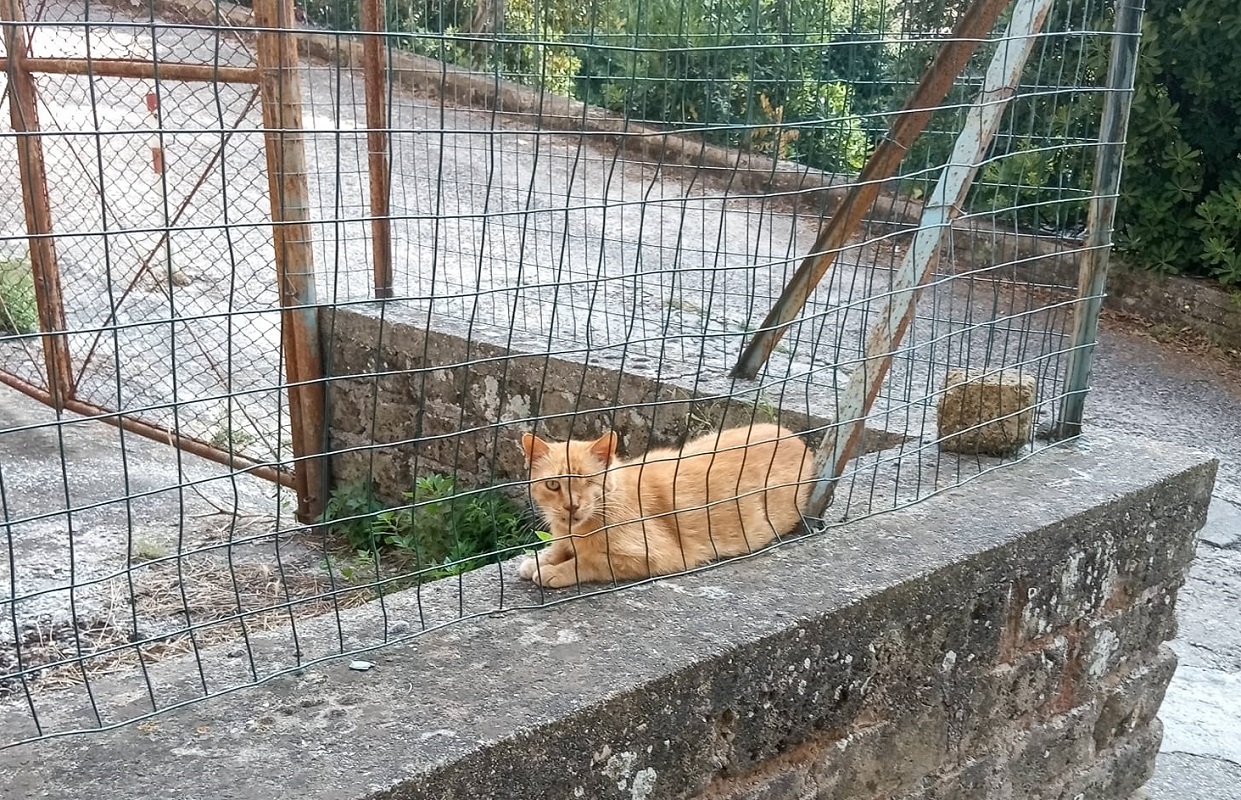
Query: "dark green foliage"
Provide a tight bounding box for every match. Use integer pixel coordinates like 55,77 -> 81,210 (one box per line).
1114,0 -> 1241,284
572,0 -> 873,171
889,0 -> 1114,235
298,0 -> 880,172
319,474 -> 542,579
0,258 -> 37,336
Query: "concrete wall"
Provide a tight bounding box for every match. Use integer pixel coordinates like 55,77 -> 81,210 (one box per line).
1,433 -> 1215,800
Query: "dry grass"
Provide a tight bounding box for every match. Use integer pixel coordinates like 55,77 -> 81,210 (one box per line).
2,554 -> 372,698
1102,307 -> 1241,367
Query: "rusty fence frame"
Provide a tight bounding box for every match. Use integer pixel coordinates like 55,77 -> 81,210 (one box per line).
0,0 -> 328,520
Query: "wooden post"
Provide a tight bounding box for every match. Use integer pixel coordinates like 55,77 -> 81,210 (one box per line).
254,0 -> 328,521
1,0 -> 74,410
361,0 -> 394,299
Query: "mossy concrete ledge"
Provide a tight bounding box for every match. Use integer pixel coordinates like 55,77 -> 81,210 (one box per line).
0,434 -> 1216,799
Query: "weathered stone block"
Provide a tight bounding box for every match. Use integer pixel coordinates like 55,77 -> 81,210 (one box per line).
1010,703 -> 1101,800
960,638 -> 1071,755
905,757 -> 1003,800
820,708 -> 949,798
1093,647 -> 1177,752
321,305 -> 906,502
0,434 -> 1215,800
709,769 -> 808,800
937,368 -> 1036,456
1049,721 -> 1163,800
1080,593 -> 1179,682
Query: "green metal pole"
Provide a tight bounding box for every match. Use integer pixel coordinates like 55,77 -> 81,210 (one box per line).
1054,0 -> 1146,438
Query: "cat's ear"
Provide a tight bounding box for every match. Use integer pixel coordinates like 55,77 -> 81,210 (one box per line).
521,432 -> 549,467
589,431 -> 618,466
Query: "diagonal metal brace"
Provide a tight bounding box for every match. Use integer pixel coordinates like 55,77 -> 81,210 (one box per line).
805,0 -> 1056,517
730,0 -> 1016,380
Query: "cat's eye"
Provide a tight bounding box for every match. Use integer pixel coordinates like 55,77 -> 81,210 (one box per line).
543,480 -> 561,492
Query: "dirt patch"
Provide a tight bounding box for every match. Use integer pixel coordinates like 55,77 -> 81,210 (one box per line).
0,551 -> 371,700
1100,308 -> 1241,399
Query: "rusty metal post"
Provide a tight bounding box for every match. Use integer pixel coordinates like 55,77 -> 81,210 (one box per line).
1053,0 -> 1146,439
1,0 -> 74,409
361,0 -> 394,299
731,0 -> 1015,380
806,0 -> 1055,517
254,0 -> 328,521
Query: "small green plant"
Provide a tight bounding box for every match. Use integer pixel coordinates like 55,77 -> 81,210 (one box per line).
319,474 -> 541,580
130,538 -> 169,564
0,258 -> 37,336
209,411 -> 258,453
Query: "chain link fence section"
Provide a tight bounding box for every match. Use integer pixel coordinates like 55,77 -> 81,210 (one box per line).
3,0 -> 288,467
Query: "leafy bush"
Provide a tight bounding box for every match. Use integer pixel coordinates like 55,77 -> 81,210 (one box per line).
298,0 -> 879,173
573,0 -> 874,171
888,0 -> 1113,236
0,258 -> 37,336
319,474 -> 543,579
1113,1 -> 1241,284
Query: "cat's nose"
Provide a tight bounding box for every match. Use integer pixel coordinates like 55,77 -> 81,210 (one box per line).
566,504 -> 579,515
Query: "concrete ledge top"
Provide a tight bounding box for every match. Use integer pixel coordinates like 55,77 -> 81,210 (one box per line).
0,433 -> 1217,799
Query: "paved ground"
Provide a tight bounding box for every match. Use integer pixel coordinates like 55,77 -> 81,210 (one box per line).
1085,323 -> 1241,799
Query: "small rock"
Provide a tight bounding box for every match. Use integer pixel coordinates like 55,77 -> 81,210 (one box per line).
348,660 -> 375,672
388,620 -> 411,636
227,648 -> 245,659
937,368 -> 1036,456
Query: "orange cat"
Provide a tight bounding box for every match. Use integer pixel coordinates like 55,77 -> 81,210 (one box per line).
517,423 -> 814,587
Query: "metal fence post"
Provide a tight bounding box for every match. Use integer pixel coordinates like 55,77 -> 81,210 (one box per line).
1053,0 -> 1146,439
1,0 -> 74,410
254,0 -> 328,521
361,0 -> 394,299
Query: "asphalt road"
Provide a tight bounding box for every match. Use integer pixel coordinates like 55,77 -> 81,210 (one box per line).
1086,323 -> 1241,800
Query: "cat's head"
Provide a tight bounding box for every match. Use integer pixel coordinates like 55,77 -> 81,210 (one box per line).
520,431 -> 618,531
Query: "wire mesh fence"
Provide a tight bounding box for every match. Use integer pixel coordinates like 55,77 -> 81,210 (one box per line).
0,0 -> 1139,746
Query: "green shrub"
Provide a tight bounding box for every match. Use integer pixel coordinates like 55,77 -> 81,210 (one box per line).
319,474 -> 543,579
299,0 -> 879,174
890,0 -> 1113,235
573,0 -> 874,172
1114,1 -> 1241,284
0,258 -> 37,336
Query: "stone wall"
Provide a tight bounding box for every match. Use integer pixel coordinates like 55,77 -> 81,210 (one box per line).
2,433 -> 1213,800
321,304 -> 906,500
690,537 -> 1186,800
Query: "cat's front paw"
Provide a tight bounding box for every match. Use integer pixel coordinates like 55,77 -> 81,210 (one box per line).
529,564 -> 577,589
517,556 -> 538,581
